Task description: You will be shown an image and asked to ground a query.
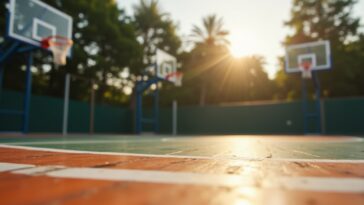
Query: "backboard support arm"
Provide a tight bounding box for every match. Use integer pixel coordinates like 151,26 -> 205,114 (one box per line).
22,52 -> 33,133
302,72 -> 322,135
135,76 -> 160,134
0,63 -> 3,102
0,39 -> 37,134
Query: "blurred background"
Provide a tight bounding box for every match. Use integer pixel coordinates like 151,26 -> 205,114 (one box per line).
0,0 -> 363,134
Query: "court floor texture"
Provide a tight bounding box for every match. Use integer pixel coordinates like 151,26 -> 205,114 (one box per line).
0,135 -> 363,205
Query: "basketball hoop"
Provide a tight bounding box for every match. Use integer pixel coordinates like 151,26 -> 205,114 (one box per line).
300,61 -> 312,79
165,71 -> 183,87
41,36 -> 73,66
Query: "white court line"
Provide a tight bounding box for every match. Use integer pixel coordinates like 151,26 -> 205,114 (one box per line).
0,144 -> 363,164
5,136 -> 364,145
1,162 -> 364,193
4,139 -> 170,145
0,163 -> 34,172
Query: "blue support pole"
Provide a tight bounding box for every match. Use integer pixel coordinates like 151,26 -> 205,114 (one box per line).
302,73 -> 323,135
135,82 -> 143,134
0,63 -> 3,101
302,78 -> 308,134
154,61 -> 159,133
134,60 -> 164,134
16,46 -> 38,53
1,10 -> 9,102
22,53 -> 33,133
312,72 -> 322,134
154,84 -> 159,133
0,42 -> 20,63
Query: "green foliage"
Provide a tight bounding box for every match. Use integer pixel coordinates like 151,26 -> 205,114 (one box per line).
210,55 -> 274,104
186,15 -> 230,105
133,0 -> 181,68
276,0 -> 364,99
3,0 -> 362,108
176,14 -> 273,106
190,14 -> 230,46
1,0 -> 143,105
285,0 -> 360,44
50,0 -> 142,104
168,14 -> 273,106
170,48 -> 274,105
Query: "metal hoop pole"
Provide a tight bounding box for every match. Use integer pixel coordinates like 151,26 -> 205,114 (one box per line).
154,84 -> 159,133
135,83 -> 142,134
301,78 -> 308,134
172,100 -> 178,136
22,53 -> 33,133
89,81 -> 95,135
0,64 -> 3,101
62,74 -> 71,136
312,72 -> 322,134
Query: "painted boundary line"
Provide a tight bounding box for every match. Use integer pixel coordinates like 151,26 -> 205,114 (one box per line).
0,162 -> 364,193
1,144 -> 364,164
4,136 -> 364,145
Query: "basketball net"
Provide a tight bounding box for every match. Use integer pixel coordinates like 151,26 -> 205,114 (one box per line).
42,36 -> 73,66
300,61 -> 312,79
165,71 -> 183,87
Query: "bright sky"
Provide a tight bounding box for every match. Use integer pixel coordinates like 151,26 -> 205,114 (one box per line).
118,0 -> 364,78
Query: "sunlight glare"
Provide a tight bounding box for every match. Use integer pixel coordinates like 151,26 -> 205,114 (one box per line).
230,45 -> 254,58
229,32 -> 262,58
234,199 -> 252,205
123,86 -> 132,95
228,32 -> 278,79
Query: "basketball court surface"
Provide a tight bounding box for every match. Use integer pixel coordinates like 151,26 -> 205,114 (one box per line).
0,135 -> 363,205
1,1 -> 363,205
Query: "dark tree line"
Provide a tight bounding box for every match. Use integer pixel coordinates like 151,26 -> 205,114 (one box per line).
0,0 -> 363,107
275,0 -> 364,100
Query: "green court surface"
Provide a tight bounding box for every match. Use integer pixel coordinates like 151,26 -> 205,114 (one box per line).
1,135 -> 363,160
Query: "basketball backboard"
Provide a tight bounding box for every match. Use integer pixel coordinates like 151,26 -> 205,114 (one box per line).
8,0 -> 73,56
285,41 -> 331,73
156,49 -> 178,83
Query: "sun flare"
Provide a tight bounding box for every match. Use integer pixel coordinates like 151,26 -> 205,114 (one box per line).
229,33 -> 261,58
230,45 -> 250,58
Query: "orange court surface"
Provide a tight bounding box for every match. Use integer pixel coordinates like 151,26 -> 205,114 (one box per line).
1,0 -> 364,204
0,135 -> 363,205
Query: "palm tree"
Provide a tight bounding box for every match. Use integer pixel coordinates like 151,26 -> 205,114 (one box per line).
190,14 -> 230,46
133,0 -> 181,61
189,14 -> 230,106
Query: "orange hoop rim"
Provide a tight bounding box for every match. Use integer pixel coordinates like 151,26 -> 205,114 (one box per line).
165,71 -> 183,86
41,35 -> 73,49
165,71 -> 183,81
300,61 -> 313,79
300,61 -> 312,71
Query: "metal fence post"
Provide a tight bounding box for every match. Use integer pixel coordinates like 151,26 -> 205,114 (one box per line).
89,81 -> 95,135
62,74 -> 71,136
172,100 -> 178,136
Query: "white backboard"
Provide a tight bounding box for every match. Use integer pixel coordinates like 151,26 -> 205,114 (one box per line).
8,0 -> 73,55
285,41 -> 331,73
156,49 -> 178,82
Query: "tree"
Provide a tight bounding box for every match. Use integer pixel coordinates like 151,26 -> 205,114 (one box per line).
285,0 -> 360,44
224,56 -> 273,103
131,0 -> 182,111
276,0 -> 363,99
57,0 -> 142,104
187,14 -> 230,106
1,0 -> 143,105
133,0 -> 181,70
190,14 -> 230,46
